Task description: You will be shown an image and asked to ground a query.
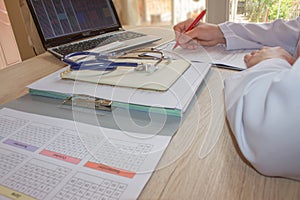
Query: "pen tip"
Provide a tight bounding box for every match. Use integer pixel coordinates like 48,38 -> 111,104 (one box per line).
172,44 -> 178,50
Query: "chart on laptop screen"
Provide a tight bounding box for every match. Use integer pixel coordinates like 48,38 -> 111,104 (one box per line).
29,0 -> 119,39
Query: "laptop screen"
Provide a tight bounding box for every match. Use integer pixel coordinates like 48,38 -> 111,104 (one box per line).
27,0 -> 122,48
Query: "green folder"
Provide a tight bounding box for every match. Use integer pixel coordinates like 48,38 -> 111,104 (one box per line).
29,88 -> 182,117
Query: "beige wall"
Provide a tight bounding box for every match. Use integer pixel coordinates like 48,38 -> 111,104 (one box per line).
113,0 -> 141,26
0,0 -> 21,69
206,0 -> 229,24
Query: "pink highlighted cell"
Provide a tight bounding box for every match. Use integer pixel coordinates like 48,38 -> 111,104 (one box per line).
40,149 -> 81,164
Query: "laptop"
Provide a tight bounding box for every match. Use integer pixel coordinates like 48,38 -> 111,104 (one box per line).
26,0 -> 161,58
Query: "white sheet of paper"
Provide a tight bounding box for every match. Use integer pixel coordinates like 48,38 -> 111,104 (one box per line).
28,61 -> 211,112
155,41 -> 253,70
0,108 -> 171,200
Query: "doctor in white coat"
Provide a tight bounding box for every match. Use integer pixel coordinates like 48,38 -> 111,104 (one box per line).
174,17 -> 300,181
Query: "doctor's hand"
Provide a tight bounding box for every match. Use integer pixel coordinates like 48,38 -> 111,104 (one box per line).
173,20 -> 226,49
244,46 -> 296,68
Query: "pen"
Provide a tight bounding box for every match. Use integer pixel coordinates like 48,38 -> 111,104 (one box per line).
173,9 -> 207,50
211,64 -> 244,71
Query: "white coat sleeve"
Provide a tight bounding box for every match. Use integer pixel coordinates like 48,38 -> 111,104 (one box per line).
218,18 -> 300,56
224,58 -> 300,180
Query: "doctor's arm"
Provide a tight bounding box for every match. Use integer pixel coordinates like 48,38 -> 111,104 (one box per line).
224,57 -> 300,180
173,17 -> 300,55
219,17 -> 300,55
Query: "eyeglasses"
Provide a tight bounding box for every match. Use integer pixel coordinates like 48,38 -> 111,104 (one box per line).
62,50 -> 168,73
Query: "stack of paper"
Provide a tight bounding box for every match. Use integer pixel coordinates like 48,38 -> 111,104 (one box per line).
28,60 -> 211,116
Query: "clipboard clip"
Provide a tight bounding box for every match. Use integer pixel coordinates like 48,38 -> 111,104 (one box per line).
62,95 -> 112,111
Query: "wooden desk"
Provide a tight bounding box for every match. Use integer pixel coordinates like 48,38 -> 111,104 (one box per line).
0,52 -> 63,104
1,53 -> 300,200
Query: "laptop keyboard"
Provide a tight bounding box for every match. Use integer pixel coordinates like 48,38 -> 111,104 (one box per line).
53,31 -> 145,56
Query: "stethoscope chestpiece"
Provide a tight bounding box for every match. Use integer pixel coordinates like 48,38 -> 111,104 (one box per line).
135,63 -> 159,73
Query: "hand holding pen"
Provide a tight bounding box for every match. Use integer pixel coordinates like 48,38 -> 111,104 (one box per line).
173,9 -> 226,50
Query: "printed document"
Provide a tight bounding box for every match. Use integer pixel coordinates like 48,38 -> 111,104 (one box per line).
155,41 -> 253,70
0,108 -> 171,200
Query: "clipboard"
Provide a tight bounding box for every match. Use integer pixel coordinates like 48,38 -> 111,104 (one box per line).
60,59 -> 191,92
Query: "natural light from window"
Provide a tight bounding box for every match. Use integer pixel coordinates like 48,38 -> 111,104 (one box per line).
230,0 -> 300,23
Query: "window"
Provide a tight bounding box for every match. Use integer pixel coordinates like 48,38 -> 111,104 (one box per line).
229,0 -> 300,23
113,0 -> 206,26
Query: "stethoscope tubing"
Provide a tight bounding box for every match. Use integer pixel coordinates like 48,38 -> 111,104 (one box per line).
62,51 -> 139,71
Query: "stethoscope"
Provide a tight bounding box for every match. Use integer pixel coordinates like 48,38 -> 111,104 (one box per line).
62,51 -> 166,72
